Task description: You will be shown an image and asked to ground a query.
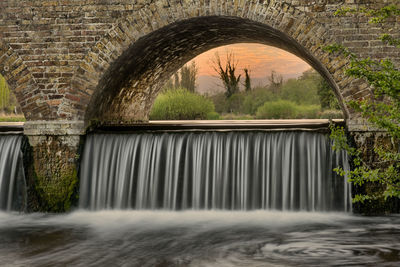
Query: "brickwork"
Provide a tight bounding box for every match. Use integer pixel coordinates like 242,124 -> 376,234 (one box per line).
1,0 -> 399,211
0,0 -> 398,125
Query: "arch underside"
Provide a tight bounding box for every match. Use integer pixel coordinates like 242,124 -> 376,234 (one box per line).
86,16 -> 348,125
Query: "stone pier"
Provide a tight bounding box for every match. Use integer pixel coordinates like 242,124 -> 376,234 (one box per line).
24,121 -> 85,212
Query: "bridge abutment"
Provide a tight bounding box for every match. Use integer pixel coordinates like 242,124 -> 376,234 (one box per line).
347,119 -> 400,214
24,121 -> 85,212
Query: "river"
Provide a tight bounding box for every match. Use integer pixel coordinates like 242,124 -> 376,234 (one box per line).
1,211 -> 399,266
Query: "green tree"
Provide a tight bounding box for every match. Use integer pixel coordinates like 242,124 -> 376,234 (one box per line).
268,70 -> 283,95
327,5 -> 400,204
317,78 -> 340,110
165,62 -> 198,92
244,68 -> 251,92
242,86 -> 277,115
179,61 -> 198,92
280,69 -> 321,106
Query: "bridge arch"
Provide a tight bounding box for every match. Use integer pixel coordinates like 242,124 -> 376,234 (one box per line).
0,40 -> 52,120
67,0 -> 370,125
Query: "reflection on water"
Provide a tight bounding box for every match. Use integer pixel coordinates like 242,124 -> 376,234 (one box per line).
0,211 -> 399,266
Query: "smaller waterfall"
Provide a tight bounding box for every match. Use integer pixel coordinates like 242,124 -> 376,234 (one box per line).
0,135 -> 26,211
80,131 -> 351,212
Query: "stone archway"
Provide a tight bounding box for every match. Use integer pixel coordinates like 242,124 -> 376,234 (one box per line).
67,0 -> 371,126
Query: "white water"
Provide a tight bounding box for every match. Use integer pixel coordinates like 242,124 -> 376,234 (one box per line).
80,131 -> 351,211
0,135 -> 26,211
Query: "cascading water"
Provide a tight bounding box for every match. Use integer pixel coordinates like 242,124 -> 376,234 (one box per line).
0,135 -> 26,211
5,131 -> 400,267
80,131 -> 351,211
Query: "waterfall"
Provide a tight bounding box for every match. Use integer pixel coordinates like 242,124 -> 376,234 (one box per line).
0,135 -> 26,211
80,131 -> 351,211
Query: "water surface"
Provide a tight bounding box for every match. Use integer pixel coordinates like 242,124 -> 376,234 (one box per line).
0,211 -> 399,266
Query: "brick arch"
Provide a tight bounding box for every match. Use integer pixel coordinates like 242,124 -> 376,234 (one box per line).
0,40 -> 52,120
67,0 -> 371,125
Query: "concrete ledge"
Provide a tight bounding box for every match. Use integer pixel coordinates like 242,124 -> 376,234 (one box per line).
23,120 -> 85,136
0,122 -> 24,134
92,119 -> 345,133
4,119 -> 385,134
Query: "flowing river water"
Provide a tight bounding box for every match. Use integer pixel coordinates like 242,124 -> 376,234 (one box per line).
0,211 -> 400,266
0,132 -> 399,266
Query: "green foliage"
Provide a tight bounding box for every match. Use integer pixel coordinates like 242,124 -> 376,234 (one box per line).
319,109 -> 344,119
280,73 -> 320,106
210,91 -> 246,114
241,87 -> 277,115
209,68 -> 344,119
164,62 -> 198,93
219,113 -> 254,120
317,79 -> 340,110
256,100 -> 321,119
244,68 -> 251,92
150,88 -> 216,120
0,116 -> 25,122
328,5 -> 400,204
179,61 -> 198,92
210,92 -> 230,114
0,75 -> 19,114
335,5 -> 400,24
268,70 -> 283,95
206,111 -> 220,120
295,104 -> 320,119
35,168 -> 79,212
256,100 -> 298,119
330,126 -> 400,203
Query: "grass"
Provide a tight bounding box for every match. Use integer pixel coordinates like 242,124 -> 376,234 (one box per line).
0,114 -> 25,122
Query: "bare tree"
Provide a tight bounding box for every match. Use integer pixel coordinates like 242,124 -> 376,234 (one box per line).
212,52 -> 241,98
268,70 -> 283,94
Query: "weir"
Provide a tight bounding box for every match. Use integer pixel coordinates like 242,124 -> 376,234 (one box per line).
0,135 -> 26,211
79,130 -> 351,212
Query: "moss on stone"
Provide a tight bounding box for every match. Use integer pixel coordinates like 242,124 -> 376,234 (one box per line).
34,167 -> 79,212
28,135 -> 81,213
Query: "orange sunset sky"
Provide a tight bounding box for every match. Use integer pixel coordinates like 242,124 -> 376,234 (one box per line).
186,43 -> 312,94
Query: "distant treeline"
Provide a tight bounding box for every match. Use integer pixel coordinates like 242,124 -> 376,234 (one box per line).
151,64 -> 343,120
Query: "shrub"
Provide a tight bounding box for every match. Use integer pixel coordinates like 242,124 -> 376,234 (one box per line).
219,113 -> 254,120
149,88 -> 216,120
242,87 -> 277,115
256,100 -> 298,119
295,105 -> 320,119
210,92 -> 230,114
318,109 -> 344,119
206,111 -> 220,120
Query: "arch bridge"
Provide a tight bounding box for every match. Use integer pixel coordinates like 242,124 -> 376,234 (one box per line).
0,0 -> 398,211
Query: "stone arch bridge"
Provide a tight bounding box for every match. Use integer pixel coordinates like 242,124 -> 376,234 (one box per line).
1,0 -> 399,211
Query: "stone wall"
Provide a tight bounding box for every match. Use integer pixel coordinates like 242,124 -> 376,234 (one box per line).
0,0 -> 398,124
